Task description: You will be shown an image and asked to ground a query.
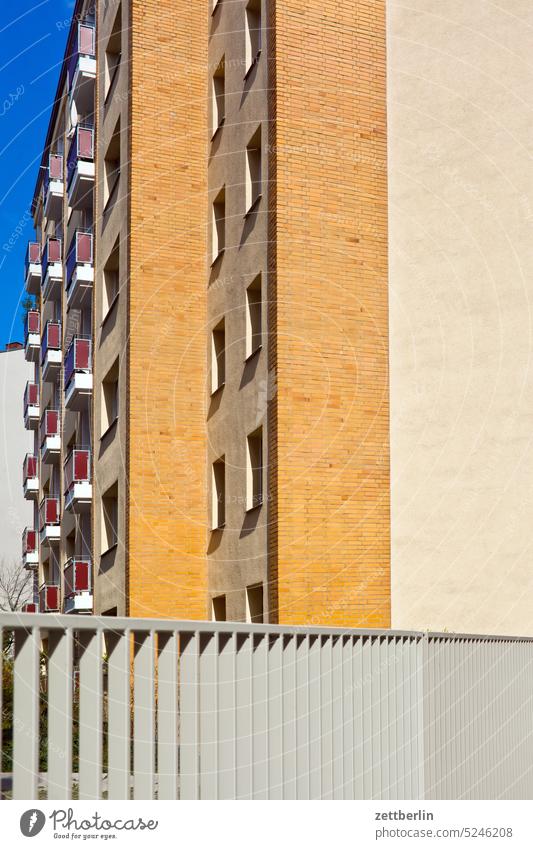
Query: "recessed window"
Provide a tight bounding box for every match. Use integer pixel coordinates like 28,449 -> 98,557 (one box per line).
212,187 -> 226,263
101,482 -> 118,554
245,127 -> 262,212
246,427 -> 263,510
245,274 -> 262,358
246,583 -> 264,623
211,57 -> 225,135
104,119 -> 121,209
211,318 -> 226,394
102,239 -> 119,316
104,5 -> 121,99
212,456 -> 226,530
101,357 -> 119,436
212,594 -> 226,621
211,0 -> 221,13
245,0 -> 261,74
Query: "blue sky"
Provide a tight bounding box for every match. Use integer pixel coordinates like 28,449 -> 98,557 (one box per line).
0,1 -> 72,347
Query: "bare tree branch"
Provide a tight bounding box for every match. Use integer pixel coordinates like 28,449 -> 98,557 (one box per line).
0,559 -> 32,612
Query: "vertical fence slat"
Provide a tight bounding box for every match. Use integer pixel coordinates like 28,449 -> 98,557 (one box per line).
379,637 -> 390,800
332,635 -> 344,799
217,632 -> 235,799
320,635 -> 333,799
282,634 -> 297,799
13,627 -> 40,800
352,636 -> 364,799
107,630 -> 130,800
252,634 -> 268,799
341,636 -> 354,799
268,634 -> 283,799
157,631 -> 178,800
48,628 -> 73,799
78,629 -> 103,800
296,634 -> 309,799
308,634 -> 321,799
179,632 -> 199,799
133,631 -> 155,800
199,632 -> 217,799
235,633 -> 252,799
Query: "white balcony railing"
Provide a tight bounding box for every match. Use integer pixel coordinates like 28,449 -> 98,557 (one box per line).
1,614 -> 533,801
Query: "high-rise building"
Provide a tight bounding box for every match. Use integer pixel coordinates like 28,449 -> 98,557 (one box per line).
21,0 -> 390,625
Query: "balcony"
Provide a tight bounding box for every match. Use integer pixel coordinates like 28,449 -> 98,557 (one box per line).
64,337 -> 92,411
41,237 -> 63,301
25,242 -> 41,295
39,584 -> 60,613
24,309 -> 40,362
40,409 -> 61,464
67,126 -> 94,210
68,23 -> 96,114
66,231 -> 94,309
63,558 -> 93,614
43,154 -> 64,221
64,448 -> 92,513
21,602 -> 38,614
23,382 -> 40,430
39,497 -> 60,548
41,321 -> 62,382
22,528 -> 38,569
23,453 -> 38,500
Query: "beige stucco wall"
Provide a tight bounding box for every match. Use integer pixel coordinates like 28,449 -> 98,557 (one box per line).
388,0 -> 533,634
0,349 -> 33,565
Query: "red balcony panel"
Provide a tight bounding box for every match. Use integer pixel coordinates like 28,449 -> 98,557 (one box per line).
79,23 -> 95,56
22,602 -> 38,614
78,127 -> 93,159
64,558 -> 91,597
28,242 -> 40,264
40,497 -> 59,527
40,584 -> 60,613
40,409 -> 60,444
24,382 -> 39,414
49,154 -> 63,180
23,453 -> 38,481
26,310 -> 40,335
64,449 -> 91,491
46,322 -> 61,350
22,528 -> 37,555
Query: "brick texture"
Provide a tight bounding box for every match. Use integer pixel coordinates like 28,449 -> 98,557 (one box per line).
268,0 -> 391,627
127,0 -> 208,618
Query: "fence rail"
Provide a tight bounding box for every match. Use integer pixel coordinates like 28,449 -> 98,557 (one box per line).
1,613 -> 533,800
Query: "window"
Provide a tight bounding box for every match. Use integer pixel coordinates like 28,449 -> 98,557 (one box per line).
246,427 -> 263,510
211,0 -> 221,12
212,594 -> 226,621
211,57 -> 225,135
245,0 -> 261,74
101,358 -> 119,436
102,239 -> 119,316
245,274 -> 262,357
246,583 -> 264,624
104,119 -> 121,209
212,187 -> 226,262
211,318 -> 225,393
101,482 -> 118,553
212,457 -> 226,529
245,127 -> 262,212
104,5 -> 121,99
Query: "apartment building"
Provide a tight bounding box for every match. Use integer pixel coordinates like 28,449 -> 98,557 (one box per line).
20,0 -> 390,625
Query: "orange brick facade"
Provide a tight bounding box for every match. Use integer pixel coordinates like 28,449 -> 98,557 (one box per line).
268,0 -> 391,626
127,0 -> 208,619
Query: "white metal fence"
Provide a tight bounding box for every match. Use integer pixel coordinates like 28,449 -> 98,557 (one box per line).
1,613 -> 533,800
